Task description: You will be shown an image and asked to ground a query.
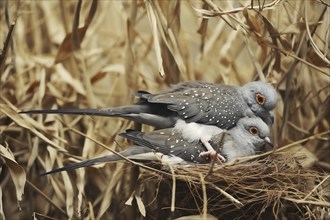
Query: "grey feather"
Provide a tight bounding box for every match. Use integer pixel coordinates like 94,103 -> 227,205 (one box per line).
41,117 -> 272,175
41,146 -> 154,175
21,81 -> 276,168
20,81 -> 277,129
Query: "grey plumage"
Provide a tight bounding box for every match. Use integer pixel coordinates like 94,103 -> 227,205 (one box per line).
20,81 -> 277,128
41,117 -> 272,175
21,81 -> 276,161
40,146 -> 155,176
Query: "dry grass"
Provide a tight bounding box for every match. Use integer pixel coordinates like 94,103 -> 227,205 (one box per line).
0,0 -> 329,219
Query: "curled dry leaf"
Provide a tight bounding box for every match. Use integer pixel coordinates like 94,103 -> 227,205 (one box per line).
54,27 -> 89,64
0,144 -> 26,202
54,0 -> 98,64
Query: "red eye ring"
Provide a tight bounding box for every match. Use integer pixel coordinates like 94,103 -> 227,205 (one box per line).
249,127 -> 258,135
256,93 -> 266,105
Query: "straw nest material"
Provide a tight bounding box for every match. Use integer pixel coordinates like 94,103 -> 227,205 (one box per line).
0,1 -> 329,219
138,151 -> 329,220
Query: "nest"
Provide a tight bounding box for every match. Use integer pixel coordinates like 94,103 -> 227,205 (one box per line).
108,149 -> 328,220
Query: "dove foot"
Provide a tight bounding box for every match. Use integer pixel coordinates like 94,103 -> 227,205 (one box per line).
199,150 -> 226,163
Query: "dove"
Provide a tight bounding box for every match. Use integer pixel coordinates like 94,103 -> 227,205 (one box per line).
41,117 -> 272,175
21,81 -> 277,160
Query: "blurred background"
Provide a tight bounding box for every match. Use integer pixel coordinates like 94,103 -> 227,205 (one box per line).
0,0 -> 329,219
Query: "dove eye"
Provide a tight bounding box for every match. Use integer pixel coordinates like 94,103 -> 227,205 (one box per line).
256,93 -> 266,105
249,127 -> 259,135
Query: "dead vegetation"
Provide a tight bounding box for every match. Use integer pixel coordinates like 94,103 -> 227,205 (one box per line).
0,0 -> 329,219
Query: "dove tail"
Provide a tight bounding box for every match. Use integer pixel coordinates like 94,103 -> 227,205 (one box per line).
19,105 -> 152,117
40,146 -> 155,176
19,105 -> 177,128
40,154 -> 121,176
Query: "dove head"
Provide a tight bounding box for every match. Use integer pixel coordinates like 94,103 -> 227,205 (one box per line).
240,82 -> 277,121
231,117 -> 272,150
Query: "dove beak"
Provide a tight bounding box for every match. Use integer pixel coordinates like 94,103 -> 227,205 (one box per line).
264,137 -> 274,148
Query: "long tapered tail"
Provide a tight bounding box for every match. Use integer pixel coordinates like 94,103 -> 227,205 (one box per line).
41,154 -> 122,176
19,106 -> 177,129
41,146 -> 155,176
20,105 -> 148,117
